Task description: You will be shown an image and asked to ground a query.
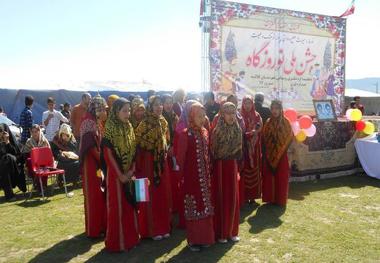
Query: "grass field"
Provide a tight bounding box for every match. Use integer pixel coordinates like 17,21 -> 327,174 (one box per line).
0,174 -> 379,263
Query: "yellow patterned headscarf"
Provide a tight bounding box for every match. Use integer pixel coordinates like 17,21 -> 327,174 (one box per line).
211,102 -> 243,160
130,97 -> 145,129
103,98 -> 136,173
262,100 -> 293,171
135,95 -> 168,184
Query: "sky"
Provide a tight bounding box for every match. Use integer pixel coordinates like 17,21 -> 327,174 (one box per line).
0,0 -> 379,91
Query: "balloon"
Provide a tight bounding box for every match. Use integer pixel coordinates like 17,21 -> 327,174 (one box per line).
295,130 -> 307,142
304,124 -> 316,137
363,121 -> 375,135
291,121 -> 301,135
299,115 -> 313,129
355,120 -> 366,131
284,108 -> 298,123
350,109 -> 362,121
345,109 -> 353,120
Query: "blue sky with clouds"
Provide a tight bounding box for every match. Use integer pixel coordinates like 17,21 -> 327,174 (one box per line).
0,0 -> 379,90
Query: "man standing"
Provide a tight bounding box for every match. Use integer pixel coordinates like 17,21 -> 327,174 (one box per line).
19,95 -> 34,144
61,102 -> 71,121
204,91 -> 220,122
353,96 -> 365,115
254,92 -> 271,124
70,93 -> 91,140
42,97 -> 69,142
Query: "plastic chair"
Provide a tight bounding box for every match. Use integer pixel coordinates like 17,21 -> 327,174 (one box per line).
30,147 -> 68,198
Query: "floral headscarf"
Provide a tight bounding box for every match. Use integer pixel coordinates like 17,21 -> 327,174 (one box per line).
211,102 -> 243,160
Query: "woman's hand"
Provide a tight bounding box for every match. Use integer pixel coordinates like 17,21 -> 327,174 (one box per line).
167,146 -> 173,157
119,174 -> 130,184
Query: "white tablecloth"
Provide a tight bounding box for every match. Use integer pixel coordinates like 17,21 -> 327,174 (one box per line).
355,134 -> 380,179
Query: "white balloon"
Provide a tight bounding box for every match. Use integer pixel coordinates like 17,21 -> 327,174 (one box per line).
291,121 -> 301,135
304,124 -> 316,137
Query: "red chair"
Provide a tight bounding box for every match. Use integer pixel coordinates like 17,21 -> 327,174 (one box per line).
30,147 -> 68,198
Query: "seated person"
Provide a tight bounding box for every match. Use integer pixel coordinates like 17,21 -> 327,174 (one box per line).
23,124 -> 50,154
22,124 -> 51,190
0,123 -> 26,201
50,124 -> 80,186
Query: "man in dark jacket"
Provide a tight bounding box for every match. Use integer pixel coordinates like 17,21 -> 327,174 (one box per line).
254,92 -> 271,124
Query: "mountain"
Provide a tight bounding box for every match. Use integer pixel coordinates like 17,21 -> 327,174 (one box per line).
346,78 -> 380,94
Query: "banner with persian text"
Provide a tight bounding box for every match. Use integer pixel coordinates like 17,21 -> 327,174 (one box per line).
209,1 -> 346,114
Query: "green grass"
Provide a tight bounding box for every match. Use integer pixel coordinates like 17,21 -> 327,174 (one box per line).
1,174 -> 380,263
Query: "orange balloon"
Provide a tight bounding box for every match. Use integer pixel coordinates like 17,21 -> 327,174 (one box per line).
299,115 -> 313,129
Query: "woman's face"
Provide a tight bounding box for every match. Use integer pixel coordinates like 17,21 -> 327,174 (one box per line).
224,112 -> 236,125
31,128 -> 40,141
0,129 -> 8,142
118,103 -> 131,123
96,108 -> 107,122
163,98 -> 173,113
271,104 -> 282,118
243,99 -> 253,112
152,100 -> 163,116
193,108 -> 206,128
61,133 -> 70,143
227,96 -> 238,107
134,106 -> 145,120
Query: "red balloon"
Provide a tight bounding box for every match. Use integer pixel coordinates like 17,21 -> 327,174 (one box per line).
299,115 -> 313,129
355,120 -> 366,131
284,108 -> 298,123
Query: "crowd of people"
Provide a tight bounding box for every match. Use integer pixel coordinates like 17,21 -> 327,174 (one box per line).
0,89 -> 295,253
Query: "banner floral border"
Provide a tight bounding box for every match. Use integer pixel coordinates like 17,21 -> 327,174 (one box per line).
209,0 -> 346,114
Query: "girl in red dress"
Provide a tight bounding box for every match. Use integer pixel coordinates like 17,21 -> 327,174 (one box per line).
101,98 -> 140,252
240,95 -> 263,203
162,94 -> 179,215
134,95 -> 171,241
79,95 -> 107,238
211,102 -> 243,243
262,100 -> 293,206
130,98 -> 145,130
173,100 -> 198,229
177,102 -> 215,252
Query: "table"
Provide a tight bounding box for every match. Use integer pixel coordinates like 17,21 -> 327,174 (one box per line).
289,120 -> 357,176
354,134 -> 380,179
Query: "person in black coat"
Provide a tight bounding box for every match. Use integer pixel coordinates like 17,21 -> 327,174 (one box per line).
254,92 -> 271,124
0,123 -> 26,201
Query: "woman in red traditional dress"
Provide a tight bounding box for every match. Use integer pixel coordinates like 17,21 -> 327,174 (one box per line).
176,102 -> 215,252
173,100 -> 198,229
162,94 -> 179,215
79,95 -> 107,238
211,102 -> 243,243
101,98 -> 140,252
240,95 -> 263,203
262,100 -> 293,206
130,97 -> 145,130
172,89 -> 186,117
135,95 -> 171,240
211,96 -> 246,207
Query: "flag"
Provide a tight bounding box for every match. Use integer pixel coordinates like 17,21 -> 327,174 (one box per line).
135,178 -> 149,202
340,0 -> 355,17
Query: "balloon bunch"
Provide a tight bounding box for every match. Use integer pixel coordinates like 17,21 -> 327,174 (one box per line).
284,108 -> 316,143
345,109 -> 375,135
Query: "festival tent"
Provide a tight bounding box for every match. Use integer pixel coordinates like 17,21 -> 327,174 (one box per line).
345,88 -> 380,115
0,81 -> 175,124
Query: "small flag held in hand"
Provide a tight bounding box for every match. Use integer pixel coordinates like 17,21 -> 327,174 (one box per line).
135,178 -> 150,202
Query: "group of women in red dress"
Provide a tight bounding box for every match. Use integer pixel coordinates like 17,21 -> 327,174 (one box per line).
78,91 -> 293,253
